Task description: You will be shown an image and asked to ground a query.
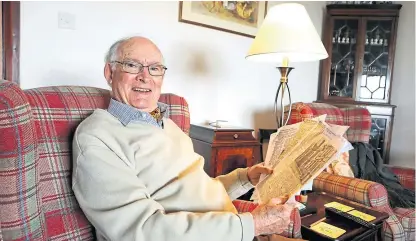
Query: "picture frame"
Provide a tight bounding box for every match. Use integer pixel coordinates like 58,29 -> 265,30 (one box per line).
178,1 -> 268,38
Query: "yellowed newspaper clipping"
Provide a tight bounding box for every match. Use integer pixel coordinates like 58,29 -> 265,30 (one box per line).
255,116 -> 350,204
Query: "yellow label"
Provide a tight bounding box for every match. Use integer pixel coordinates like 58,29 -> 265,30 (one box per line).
348,210 -> 376,222
310,222 -> 346,239
324,201 -> 354,212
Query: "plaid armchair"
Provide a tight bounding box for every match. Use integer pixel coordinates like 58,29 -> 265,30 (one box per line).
0,80 -> 300,240
287,102 -> 415,241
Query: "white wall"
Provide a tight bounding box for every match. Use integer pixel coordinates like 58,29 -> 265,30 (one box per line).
20,1 -> 326,131
389,1 -> 415,168
20,1 -> 415,167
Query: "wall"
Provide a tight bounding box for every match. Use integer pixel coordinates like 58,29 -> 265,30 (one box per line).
20,1 -> 415,167
389,1 -> 415,168
20,1 -> 326,131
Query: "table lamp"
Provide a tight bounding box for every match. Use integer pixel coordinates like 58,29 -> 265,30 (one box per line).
246,3 -> 328,128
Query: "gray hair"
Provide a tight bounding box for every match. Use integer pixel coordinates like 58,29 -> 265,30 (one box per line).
104,36 -> 131,64
104,36 -> 165,70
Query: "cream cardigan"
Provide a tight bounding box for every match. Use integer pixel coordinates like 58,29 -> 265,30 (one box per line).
72,109 -> 255,241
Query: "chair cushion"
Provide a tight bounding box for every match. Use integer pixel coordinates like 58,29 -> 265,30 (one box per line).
286,102 -> 344,125
159,93 -> 190,134
26,86 -> 110,240
389,166 -> 416,191
394,208 -> 415,241
340,107 -> 371,143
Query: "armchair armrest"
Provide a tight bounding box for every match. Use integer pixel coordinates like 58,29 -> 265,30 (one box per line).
386,165 -> 415,191
313,173 -> 407,240
313,172 -> 396,215
232,200 -> 302,239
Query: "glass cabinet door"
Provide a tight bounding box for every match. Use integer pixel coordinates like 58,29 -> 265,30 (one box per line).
328,18 -> 360,98
358,18 -> 394,103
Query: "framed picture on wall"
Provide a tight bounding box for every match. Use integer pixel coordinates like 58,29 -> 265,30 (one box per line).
178,1 -> 268,38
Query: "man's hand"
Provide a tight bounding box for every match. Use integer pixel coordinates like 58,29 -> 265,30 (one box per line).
247,162 -> 273,186
251,196 -> 295,236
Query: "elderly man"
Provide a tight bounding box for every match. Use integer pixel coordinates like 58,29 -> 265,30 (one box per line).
72,36 -> 297,241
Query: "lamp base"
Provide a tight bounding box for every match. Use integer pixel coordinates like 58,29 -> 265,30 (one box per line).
274,66 -> 294,128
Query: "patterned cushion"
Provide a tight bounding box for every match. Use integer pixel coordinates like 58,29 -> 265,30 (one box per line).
159,93 -> 190,134
340,107 -> 371,143
232,200 -> 301,239
389,166 -> 416,191
393,208 -> 415,241
286,102 -> 371,143
286,102 -> 344,125
0,80 -> 190,240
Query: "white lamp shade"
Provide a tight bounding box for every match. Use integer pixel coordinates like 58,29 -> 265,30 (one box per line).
246,3 -> 328,63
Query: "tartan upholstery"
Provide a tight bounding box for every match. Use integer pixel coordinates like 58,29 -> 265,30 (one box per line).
0,80 -> 190,240
159,94 -> 190,134
286,102 -> 371,143
232,200 -> 301,239
340,107 -> 372,143
394,207 -> 415,241
288,101 -> 414,241
388,165 -> 415,191
0,80 -> 299,240
286,102 -> 344,125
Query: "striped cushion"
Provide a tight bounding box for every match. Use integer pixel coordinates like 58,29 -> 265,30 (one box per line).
232,200 -> 301,239
393,208 -> 415,241
0,80 -> 190,241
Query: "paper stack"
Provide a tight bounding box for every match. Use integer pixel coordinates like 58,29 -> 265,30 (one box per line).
253,115 -> 353,204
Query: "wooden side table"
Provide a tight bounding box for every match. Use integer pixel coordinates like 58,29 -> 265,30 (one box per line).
301,192 -> 389,241
189,124 -> 261,177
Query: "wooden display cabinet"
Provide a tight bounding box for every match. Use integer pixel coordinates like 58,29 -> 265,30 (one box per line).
317,3 -> 402,164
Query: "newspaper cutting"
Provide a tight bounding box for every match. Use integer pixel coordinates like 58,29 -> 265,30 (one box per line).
255,116 -> 351,204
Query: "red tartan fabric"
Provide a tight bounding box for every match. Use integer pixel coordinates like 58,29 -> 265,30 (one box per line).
0,81 -> 191,241
286,102 -> 370,143
286,102 -> 344,125
340,107 -> 371,143
159,93 -> 190,134
393,207 -> 415,241
232,200 -> 301,239
388,165 -> 416,191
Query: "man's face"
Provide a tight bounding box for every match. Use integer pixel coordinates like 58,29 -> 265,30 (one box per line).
105,38 -> 165,112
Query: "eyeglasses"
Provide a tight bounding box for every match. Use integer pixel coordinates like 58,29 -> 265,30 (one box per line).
111,60 -> 167,76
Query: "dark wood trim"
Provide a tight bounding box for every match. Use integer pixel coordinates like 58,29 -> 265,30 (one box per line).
2,1 -> 20,84
328,8 -> 400,17
327,3 -> 402,10
384,115 -> 394,164
319,13 -> 332,100
327,4 -> 402,17
386,17 -> 399,103
315,99 -> 397,108
354,17 -> 366,101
